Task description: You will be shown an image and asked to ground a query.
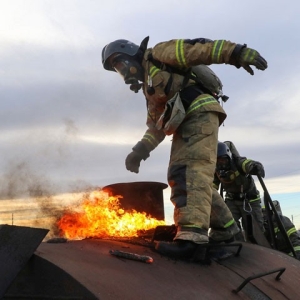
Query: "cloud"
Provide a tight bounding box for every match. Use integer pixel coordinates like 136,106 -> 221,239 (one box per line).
0,0 -> 299,221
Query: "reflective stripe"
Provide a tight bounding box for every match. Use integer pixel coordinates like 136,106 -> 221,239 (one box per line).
186,95 -> 217,115
149,66 -> 160,78
288,248 -> 300,256
287,227 -> 297,236
230,170 -> 240,181
249,196 -> 260,202
224,219 -> 235,228
274,227 -> 279,234
175,39 -> 187,68
242,159 -> 251,173
142,133 -> 158,148
212,40 -> 225,63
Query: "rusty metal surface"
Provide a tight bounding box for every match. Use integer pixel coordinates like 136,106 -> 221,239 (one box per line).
220,242 -> 300,298
29,238 -> 300,300
103,181 -> 168,220
0,225 -> 48,298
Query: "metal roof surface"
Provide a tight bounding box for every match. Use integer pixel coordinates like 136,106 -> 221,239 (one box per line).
6,238 -> 298,300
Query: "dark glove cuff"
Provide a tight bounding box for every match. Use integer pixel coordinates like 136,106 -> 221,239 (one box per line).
229,43 -> 247,68
132,141 -> 150,160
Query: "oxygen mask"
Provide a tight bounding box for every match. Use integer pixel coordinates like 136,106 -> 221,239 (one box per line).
216,156 -> 231,172
216,156 -> 234,182
111,54 -> 144,93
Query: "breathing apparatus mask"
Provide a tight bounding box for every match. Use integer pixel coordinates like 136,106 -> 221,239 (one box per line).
110,54 -> 144,92
216,156 -> 231,177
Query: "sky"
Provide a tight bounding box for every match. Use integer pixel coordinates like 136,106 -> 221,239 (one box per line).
1,0 -> 300,229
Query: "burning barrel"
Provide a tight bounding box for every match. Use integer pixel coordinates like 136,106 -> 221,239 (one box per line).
102,181 -> 168,221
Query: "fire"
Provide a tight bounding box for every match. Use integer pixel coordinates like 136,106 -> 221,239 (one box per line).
57,190 -> 165,240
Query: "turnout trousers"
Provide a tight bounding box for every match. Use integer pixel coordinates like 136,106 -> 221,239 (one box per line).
168,109 -> 235,243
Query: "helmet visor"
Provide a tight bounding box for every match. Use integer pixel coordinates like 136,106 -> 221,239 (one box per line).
112,60 -> 129,78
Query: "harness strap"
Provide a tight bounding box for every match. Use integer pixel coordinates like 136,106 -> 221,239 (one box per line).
147,53 -> 214,98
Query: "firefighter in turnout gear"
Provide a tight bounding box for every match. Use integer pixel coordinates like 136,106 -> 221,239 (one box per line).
214,141 -> 265,241
102,36 -> 267,260
263,201 -> 300,260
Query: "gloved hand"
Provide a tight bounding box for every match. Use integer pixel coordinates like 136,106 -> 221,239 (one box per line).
239,47 -> 268,75
125,151 -> 143,173
248,161 -> 265,178
125,141 -> 150,173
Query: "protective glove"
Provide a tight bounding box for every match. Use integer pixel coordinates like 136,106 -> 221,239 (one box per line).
125,151 -> 143,173
239,47 -> 268,75
248,161 -> 265,178
125,141 -> 150,173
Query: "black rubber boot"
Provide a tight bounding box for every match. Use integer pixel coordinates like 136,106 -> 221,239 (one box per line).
155,240 -> 198,260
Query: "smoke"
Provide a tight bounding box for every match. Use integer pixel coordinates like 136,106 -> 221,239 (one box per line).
0,118 -> 97,239
0,161 -> 53,199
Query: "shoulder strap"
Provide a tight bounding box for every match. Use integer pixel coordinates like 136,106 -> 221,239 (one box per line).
147,53 -> 210,96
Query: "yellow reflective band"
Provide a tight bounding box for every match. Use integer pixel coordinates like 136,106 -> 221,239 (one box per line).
230,171 -> 239,181
186,96 -> 217,115
274,227 -> 279,233
149,66 -> 160,78
242,159 -> 251,172
224,219 -> 235,228
294,246 -> 300,251
287,227 -> 297,236
175,39 -> 187,68
249,197 -> 260,202
142,134 -> 158,147
212,40 -> 225,63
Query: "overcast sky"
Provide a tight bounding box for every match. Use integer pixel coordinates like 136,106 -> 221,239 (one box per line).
1,0 -> 300,227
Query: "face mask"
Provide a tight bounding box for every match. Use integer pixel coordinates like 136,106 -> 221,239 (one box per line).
112,56 -> 144,92
216,156 -> 231,172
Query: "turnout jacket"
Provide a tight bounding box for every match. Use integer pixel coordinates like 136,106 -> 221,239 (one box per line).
213,155 -> 260,202
138,38 -> 237,153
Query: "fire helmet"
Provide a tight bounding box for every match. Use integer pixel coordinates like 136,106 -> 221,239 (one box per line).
102,36 -> 149,71
102,40 -> 140,71
101,37 -> 149,91
216,142 -> 233,172
217,142 -> 232,159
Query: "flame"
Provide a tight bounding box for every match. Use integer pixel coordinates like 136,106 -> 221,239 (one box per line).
57,190 -> 165,240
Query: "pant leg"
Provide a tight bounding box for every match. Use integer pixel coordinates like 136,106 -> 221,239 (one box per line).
209,189 -> 240,241
225,199 -> 245,241
168,110 -> 219,244
250,200 -> 265,233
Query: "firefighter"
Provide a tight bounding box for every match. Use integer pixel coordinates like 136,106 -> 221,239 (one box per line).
102,36 -> 267,259
214,141 -> 265,241
263,200 -> 300,260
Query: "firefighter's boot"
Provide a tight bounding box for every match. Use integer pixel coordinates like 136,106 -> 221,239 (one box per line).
155,240 -> 201,259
